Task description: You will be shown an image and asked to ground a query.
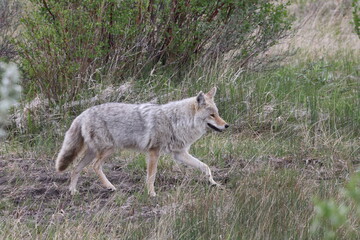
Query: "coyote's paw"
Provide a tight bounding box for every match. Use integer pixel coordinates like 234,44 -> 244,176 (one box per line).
69,188 -> 79,195
107,186 -> 116,192
210,179 -> 224,189
212,182 -> 222,187
149,191 -> 157,197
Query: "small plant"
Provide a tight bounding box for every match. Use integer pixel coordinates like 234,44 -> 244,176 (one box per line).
311,172 -> 360,239
0,62 -> 21,137
311,199 -> 348,239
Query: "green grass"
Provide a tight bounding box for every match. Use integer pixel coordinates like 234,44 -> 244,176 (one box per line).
1,51 -> 360,239
0,168 -> 348,239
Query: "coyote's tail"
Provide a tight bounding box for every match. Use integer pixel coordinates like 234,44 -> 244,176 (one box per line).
55,118 -> 84,172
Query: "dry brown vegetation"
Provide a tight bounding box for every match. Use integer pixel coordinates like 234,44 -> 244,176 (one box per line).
269,0 -> 359,59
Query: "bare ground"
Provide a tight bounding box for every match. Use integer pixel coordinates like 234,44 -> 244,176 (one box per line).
0,140 -> 347,227
0,153 -> 231,225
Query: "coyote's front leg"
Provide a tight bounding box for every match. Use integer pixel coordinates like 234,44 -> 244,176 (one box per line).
146,148 -> 160,197
173,150 -> 220,186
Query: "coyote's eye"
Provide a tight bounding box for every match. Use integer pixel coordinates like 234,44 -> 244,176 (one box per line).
210,114 -> 215,118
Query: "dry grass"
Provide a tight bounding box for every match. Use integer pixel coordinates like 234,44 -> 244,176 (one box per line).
269,0 -> 360,60
1,130 -> 356,239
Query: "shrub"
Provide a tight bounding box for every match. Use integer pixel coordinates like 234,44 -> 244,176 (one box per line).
17,0 -> 292,104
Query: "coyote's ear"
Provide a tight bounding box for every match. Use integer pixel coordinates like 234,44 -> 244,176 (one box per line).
196,91 -> 206,107
206,87 -> 217,99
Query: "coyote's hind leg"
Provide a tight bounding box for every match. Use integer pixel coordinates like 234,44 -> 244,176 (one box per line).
93,149 -> 116,191
69,148 -> 96,195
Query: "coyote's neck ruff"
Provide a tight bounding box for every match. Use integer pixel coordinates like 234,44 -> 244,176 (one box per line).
142,98 -> 208,153
55,87 -> 229,196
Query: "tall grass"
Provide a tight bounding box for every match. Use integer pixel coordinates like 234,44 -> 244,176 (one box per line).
0,168 -> 350,239
157,52 -> 360,141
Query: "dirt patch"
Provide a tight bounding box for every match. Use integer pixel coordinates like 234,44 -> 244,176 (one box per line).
0,155 -> 203,224
0,152 -> 341,226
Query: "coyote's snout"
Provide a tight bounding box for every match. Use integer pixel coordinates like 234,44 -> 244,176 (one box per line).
55,87 -> 229,196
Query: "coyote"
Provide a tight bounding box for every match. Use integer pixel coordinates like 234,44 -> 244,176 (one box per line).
55,87 -> 229,196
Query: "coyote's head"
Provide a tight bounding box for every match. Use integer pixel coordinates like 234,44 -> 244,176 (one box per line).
195,87 -> 229,132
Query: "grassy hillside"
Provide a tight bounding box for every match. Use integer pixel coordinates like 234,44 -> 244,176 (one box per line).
1,0 -> 360,239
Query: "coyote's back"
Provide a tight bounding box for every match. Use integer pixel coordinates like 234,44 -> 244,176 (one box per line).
56,102 -> 158,172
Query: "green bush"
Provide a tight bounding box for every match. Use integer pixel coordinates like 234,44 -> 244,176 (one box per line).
17,0 -> 136,104
17,0 -> 292,104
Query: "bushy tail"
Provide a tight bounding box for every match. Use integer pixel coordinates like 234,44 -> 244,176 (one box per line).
55,118 -> 84,172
